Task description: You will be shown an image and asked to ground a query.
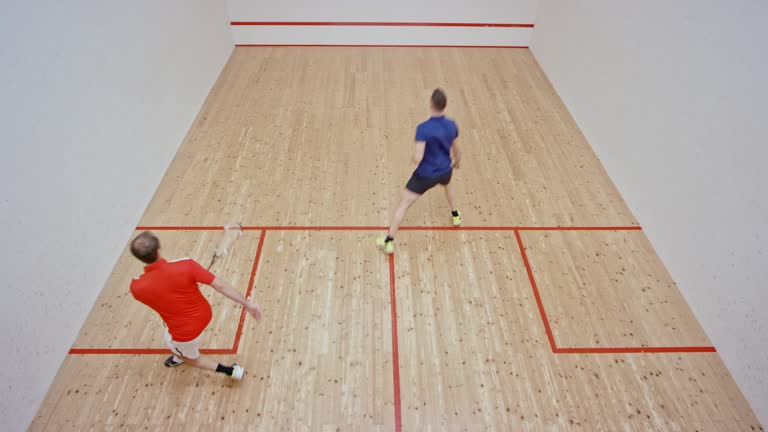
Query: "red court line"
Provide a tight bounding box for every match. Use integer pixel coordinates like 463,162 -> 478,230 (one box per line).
236,44 -> 529,49
514,230 -> 557,352
68,348 -> 233,355
136,226 -> 225,231
399,226 -> 642,231
517,226 -> 642,231
515,230 -> 717,355
69,230 -> 267,356
136,225 -> 642,232
231,229 -> 267,353
388,254 -> 403,432
231,21 -> 534,28
555,346 -> 717,354
256,226 -> 385,231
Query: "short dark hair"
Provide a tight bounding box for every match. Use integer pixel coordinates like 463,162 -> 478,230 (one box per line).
431,88 -> 447,111
130,231 -> 160,264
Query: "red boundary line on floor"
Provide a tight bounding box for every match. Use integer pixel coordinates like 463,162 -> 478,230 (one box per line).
68,348 -> 233,355
513,230 -> 717,354
231,229 -> 267,353
231,21 -> 534,28
389,254 -> 403,432
514,230 -> 557,351
236,44 -> 529,49
69,230 -> 269,356
135,225 -> 642,231
555,347 -> 717,354
72,224 -> 717,358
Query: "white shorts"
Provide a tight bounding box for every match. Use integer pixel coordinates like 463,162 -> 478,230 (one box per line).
163,326 -> 201,360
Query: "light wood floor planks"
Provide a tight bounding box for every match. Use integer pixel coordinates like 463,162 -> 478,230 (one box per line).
520,229 -> 712,349
140,47 -> 635,228
30,47 -> 762,431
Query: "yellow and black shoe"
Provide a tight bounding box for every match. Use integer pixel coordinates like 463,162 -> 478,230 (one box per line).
452,211 -> 462,226
376,237 -> 394,254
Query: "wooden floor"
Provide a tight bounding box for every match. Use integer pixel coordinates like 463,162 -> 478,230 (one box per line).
31,48 -> 762,431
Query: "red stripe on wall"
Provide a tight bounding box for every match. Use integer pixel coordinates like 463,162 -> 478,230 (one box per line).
231,21 -> 534,28
236,44 -> 529,48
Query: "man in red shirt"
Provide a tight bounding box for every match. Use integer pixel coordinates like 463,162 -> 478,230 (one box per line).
129,231 -> 262,380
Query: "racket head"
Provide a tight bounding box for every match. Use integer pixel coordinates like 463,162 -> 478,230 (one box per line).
213,223 -> 244,258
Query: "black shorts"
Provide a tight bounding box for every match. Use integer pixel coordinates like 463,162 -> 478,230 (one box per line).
405,169 -> 453,195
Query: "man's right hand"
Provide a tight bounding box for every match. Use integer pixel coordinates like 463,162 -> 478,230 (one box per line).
246,302 -> 262,321
211,277 -> 263,321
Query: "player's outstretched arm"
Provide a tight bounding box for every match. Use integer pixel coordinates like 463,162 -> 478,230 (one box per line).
210,277 -> 262,320
412,141 -> 426,165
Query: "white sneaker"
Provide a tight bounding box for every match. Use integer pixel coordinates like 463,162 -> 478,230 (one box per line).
231,363 -> 246,381
164,355 -> 184,367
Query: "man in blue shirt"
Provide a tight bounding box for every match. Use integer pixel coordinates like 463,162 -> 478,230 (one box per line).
377,88 -> 463,254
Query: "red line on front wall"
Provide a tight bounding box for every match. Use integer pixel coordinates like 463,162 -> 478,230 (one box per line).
236,44 -> 529,49
231,21 -> 534,28
555,346 -> 717,354
389,254 -> 403,432
514,229 -> 558,352
231,229 -> 267,354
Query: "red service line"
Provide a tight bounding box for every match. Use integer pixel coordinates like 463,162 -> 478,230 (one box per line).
236,44 -> 529,49
514,230 -> 557,351
255,226 -> 385,231
514,229 -> 717,355
69,348 -> 233,355
399,226 -> 642,231
230,21 -> 534,28
555,346 -> 717,354
388,254 -> 403,432
231,229 -> 267,354
69,229 -> 268,357
516,226 -> 641,231
136,226 -> 227,231
135,225 -> 642,232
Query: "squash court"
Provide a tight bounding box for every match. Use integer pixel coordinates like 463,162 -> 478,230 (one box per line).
29,48 -> 762,431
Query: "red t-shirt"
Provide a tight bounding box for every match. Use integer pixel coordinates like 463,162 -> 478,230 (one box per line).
130,258 -> 216,342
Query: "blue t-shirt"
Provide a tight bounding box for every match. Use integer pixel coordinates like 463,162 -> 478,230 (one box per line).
414,116 -> 459,177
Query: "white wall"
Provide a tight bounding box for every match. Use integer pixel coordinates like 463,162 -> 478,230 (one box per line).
227,0 -> 537,46
531,0 -> 768,425
0,2 -> 232,430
